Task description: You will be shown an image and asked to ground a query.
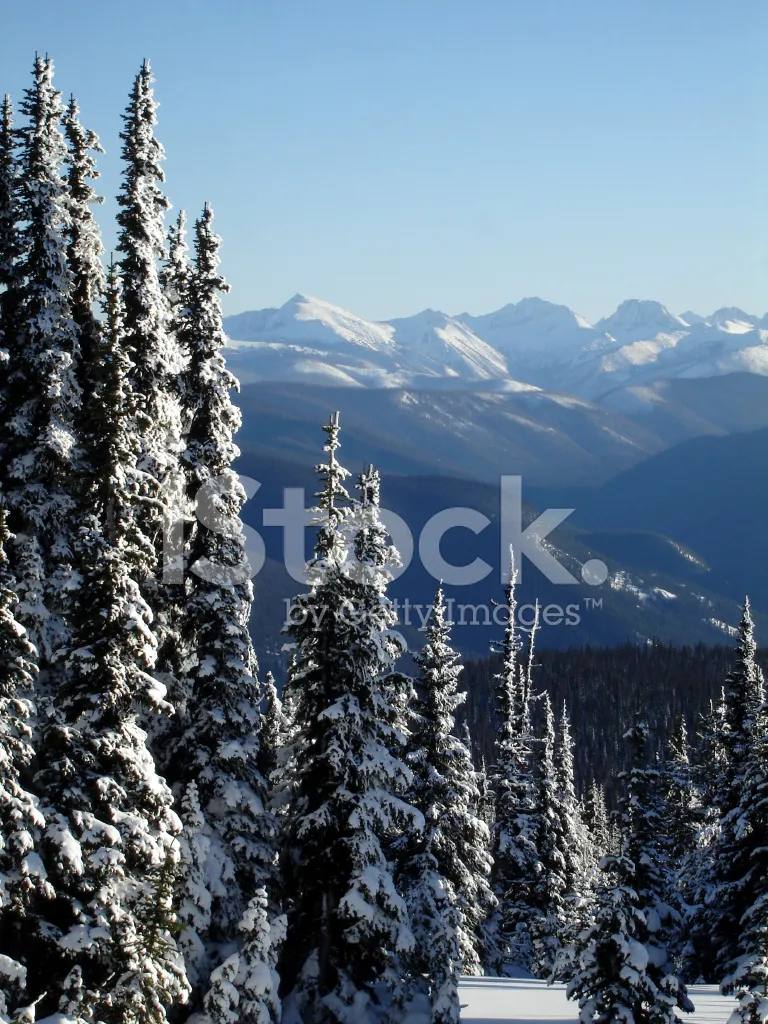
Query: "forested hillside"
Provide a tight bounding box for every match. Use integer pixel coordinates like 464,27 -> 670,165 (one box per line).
462,642 -> 768,802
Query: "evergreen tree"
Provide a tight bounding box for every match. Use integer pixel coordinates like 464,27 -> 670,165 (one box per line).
396,586 -> 495,1021
202,888 -> 281,1024
161,209 -> 191,353
279,420 -> 418,1024
567,720 -> 693,1024
259,671 -> 288,783
687,602 -> 765,983
25,266 -> 189,1021
62,94 -> 104,398
4,56 -> 81,671
552,706 -> 594,979
663,719 -> 697,865
0,507 -> 46,1022
0,94 -> 21,445
116,59 -> 179,428
529,694 -> 576,978
487,558 -> 541,973
556,704 -> 592,893
476,756 -> 494,828
584,780 -> 610,857
720,670 -> 768,1024
115,59 -> 185,682
165,204 -> 276,1014
176,780 -> 213,1002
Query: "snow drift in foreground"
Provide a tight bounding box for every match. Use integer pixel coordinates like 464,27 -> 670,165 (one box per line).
456,977 -> 734,1024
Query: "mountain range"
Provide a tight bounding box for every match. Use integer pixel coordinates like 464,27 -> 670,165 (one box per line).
224,293 -> 768,653
223,293 -> 768,398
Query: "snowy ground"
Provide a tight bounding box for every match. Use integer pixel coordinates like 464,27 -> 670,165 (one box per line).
459,977 -> 735,1023
37,980 -> 735,1024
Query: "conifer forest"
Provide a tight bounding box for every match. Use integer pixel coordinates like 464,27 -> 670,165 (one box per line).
0,56 -> 767,1024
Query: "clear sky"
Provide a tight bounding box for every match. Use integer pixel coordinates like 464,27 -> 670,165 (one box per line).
1,0 -> 767,323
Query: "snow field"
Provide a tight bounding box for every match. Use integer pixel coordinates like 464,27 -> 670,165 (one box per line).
458,978 -> 734,1024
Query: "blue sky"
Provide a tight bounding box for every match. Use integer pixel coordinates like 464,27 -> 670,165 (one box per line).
1,0 -> 767,322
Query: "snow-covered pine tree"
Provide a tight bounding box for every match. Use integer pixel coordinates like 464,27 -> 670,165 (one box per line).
4,56 -> 81,675
279,422 -> 418,1024
161,209 -> 191,350
24,263 -> 189,1022
549,704 -> 594,980
475,756 -> 494,827
202,888 -> 281,1024
556,704 -> 591,892
687,602 -> 765,984
659,719 -> 699,969
115,59 -> 185,688
259,672 -> 289,784
529,694 -> 573,978
0,506 -> 47,1023
709,603 -> 767,991
719,648 -> 768,1024
567,719 -> 693,1024
396,586 -> 495,1021
62,94 -> 104,401
116,59 -> 177,433
167,203 -> 277,1014
153,211 -> 194,728
0,94 -> 22,446
486,557 -> 541,974
662,719 -> 697,865
584,780 -> 610,857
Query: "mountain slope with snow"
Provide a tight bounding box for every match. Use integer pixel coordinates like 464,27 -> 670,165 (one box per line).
224,293 -> 512,388
223,293 -> 768,398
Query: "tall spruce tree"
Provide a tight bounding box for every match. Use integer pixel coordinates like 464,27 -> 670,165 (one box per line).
0,94 -> 22,447
687,602 -> 765,983
551,704 -> 593,978
663,719 -> 698,865
4,56 -> 81,673
167,204 -> 277,1014
0,507 -> 46,1022
62,94 -> 104,399
529,694 -> 575,978
720,652 -> 768,1024
396,586 -> 495,1021
556,704 -> 591,894
567,719 -> 692,1024
202,888 -> 281,1024
115,59 -> 185,688
279,421 -> 419,1024
487,558 -> 541,973
24,265 -> 189,1022
584,780 -> 610,858
259,671 -> 288,783
161,209 -> 191,353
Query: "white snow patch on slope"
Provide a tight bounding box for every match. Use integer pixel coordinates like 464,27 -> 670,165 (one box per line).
458,977 -> 733,1023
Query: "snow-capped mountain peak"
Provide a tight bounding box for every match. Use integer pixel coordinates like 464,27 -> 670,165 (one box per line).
708,306 -> 759,332
679,310 -> 708,326
224,293 -> 396,352
596,299 -> 689,342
